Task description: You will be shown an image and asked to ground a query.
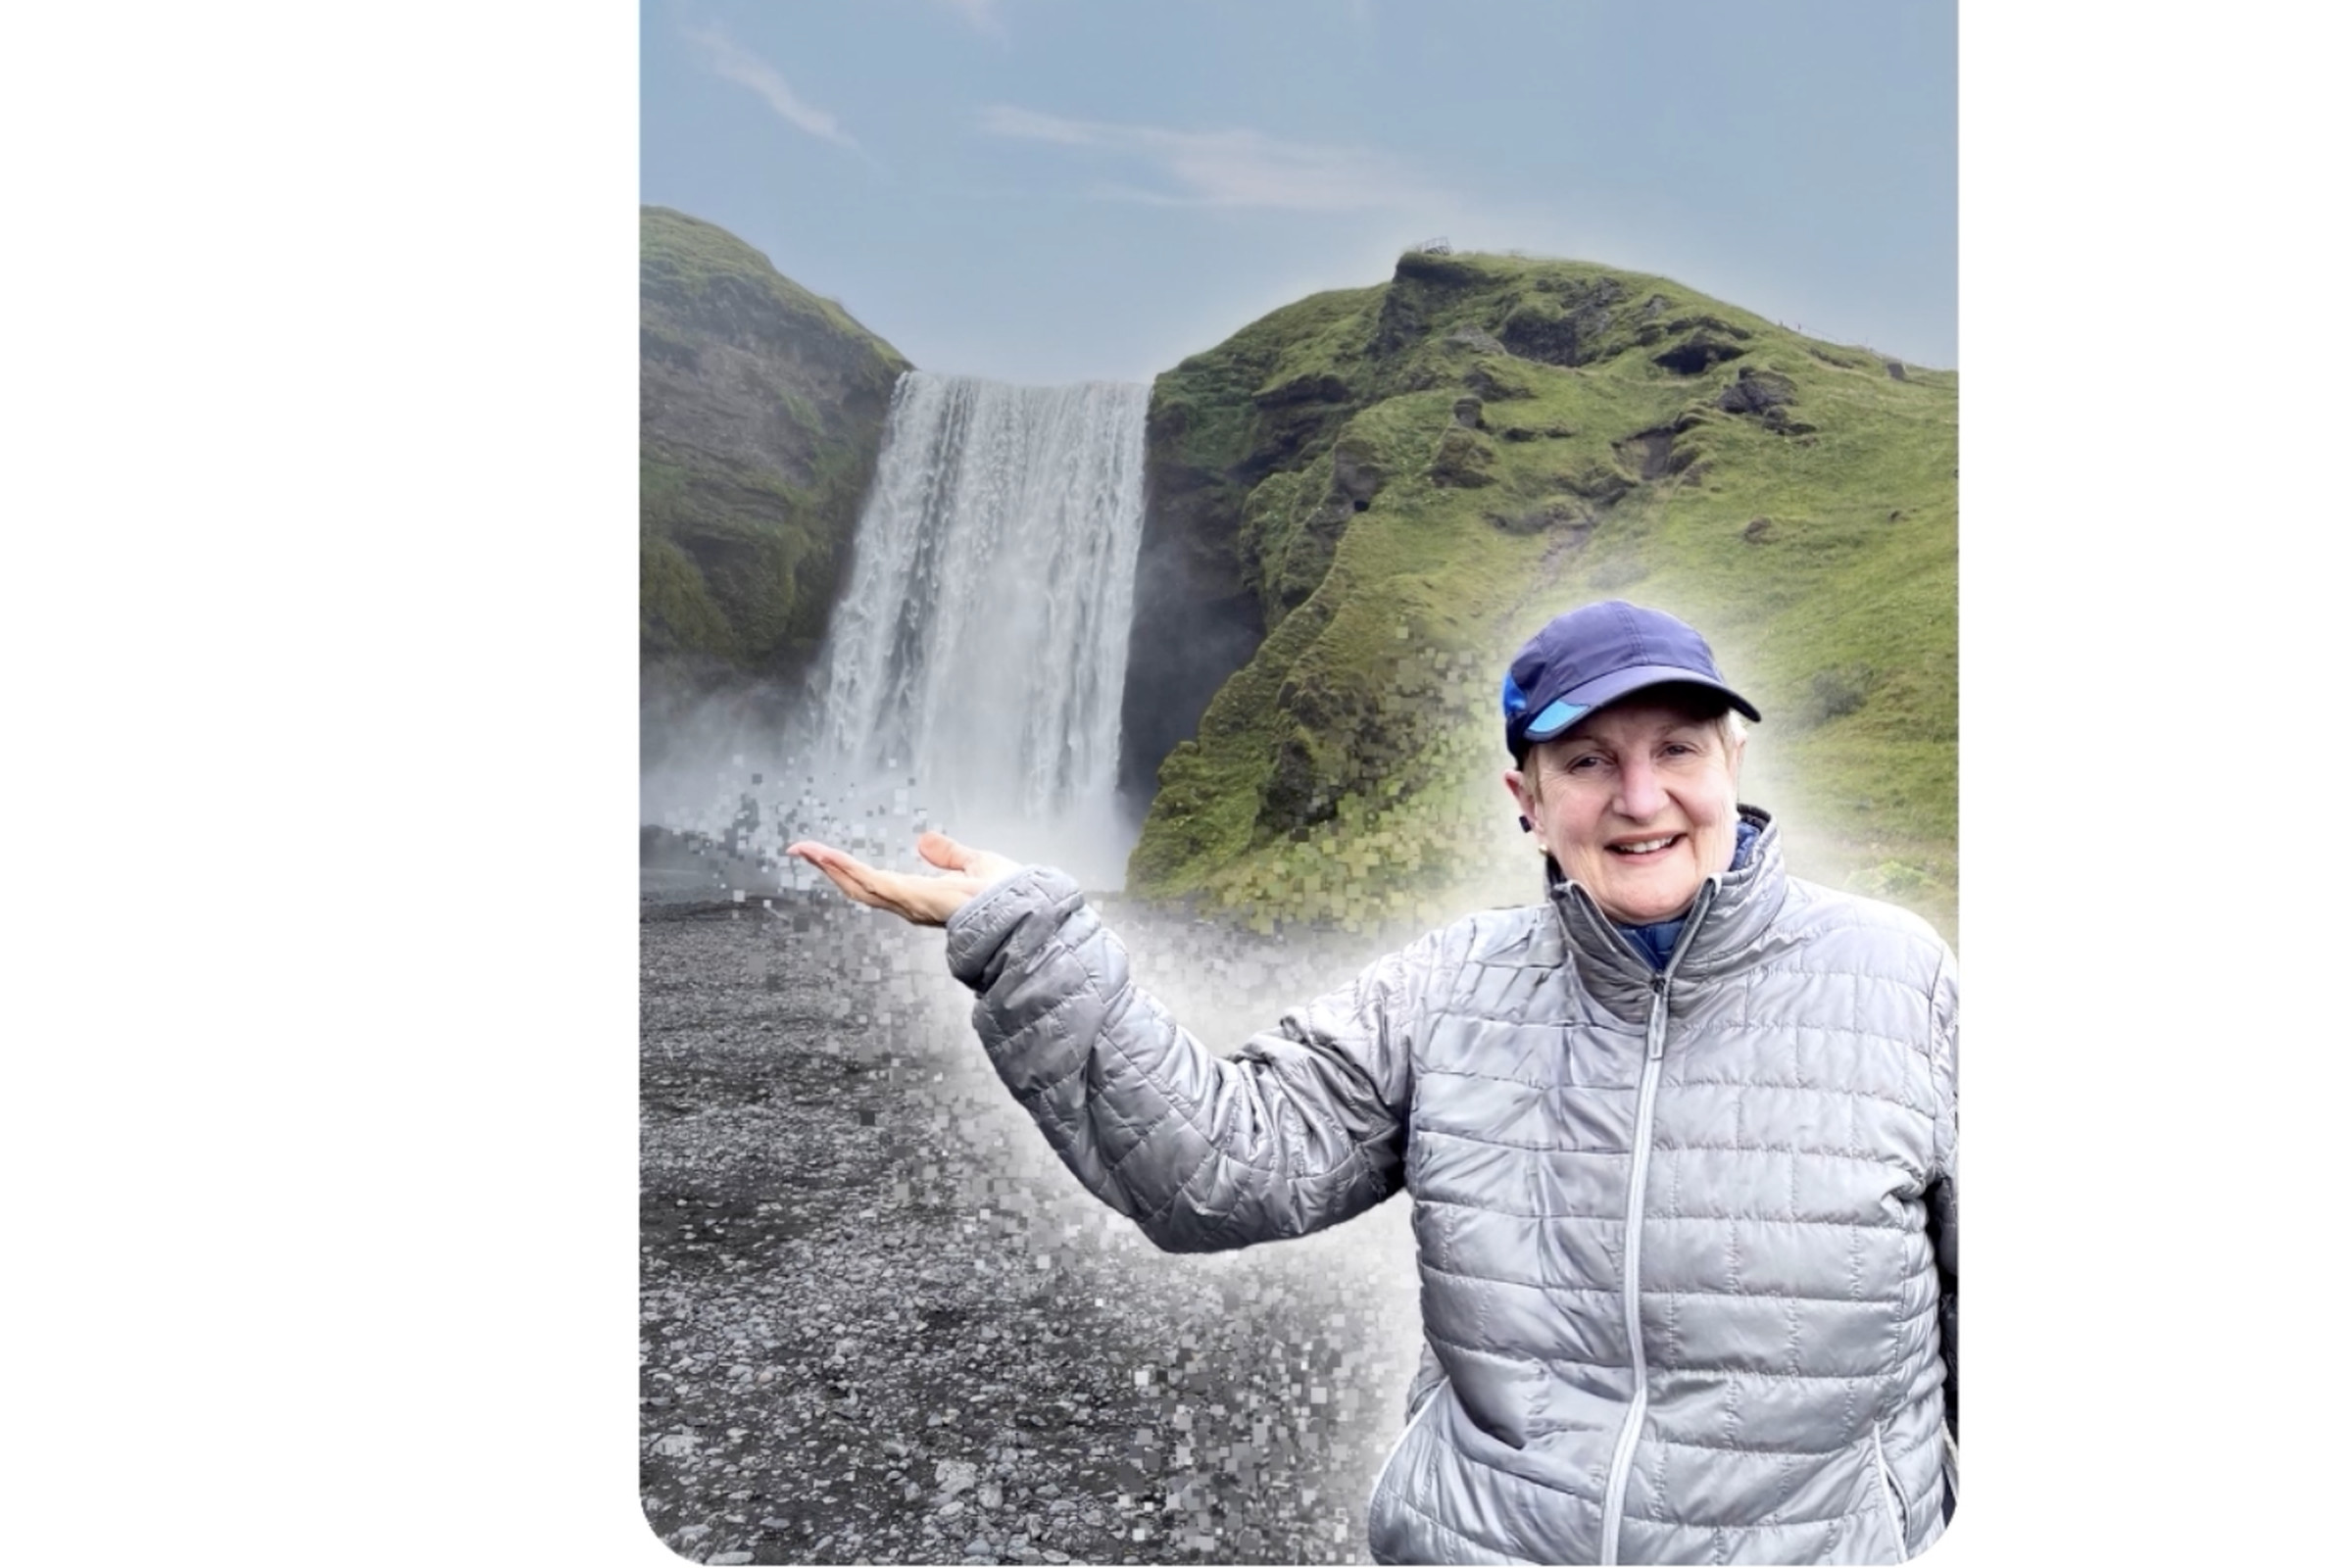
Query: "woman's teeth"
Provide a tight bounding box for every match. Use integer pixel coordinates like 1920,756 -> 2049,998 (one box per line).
1612,836 -> 1678,855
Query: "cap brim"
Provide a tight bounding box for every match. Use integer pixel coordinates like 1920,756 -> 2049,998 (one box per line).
1521,664 -> 1762,743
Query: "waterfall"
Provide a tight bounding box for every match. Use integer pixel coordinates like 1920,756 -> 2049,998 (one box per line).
796,371 -> 1151,887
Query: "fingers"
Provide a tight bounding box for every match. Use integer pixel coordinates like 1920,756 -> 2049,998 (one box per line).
791,834 -> 1017,927
918,831 -> 1019,884
788,838 -> 959,926
786,840 -> 889,909
915,831 -> 970,870
786,840 -> 858,880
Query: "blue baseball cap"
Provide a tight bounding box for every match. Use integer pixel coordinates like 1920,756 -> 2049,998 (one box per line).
1501,600 -> 1761,760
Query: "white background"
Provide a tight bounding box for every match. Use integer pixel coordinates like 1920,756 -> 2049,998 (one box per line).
6,3 -> 2347,1562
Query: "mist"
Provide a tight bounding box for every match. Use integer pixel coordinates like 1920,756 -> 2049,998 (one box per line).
643,372 -> 1155,898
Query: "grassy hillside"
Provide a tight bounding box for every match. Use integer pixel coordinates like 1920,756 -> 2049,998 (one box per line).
1127,250 -> 1956,940
640,208 -> 910,683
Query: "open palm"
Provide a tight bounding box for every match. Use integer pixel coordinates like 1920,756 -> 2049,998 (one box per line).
785,831 -> 1023,926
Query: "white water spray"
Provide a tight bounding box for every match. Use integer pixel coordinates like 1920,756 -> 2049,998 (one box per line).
785,371 -> 1151,887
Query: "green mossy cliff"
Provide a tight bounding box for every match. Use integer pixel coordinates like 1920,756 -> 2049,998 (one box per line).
1122,251 -> 1956,938
640,208 -> 909,683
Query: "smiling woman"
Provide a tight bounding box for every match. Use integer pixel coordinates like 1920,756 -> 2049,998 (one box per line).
789,598 -> 1959,1566
1507,698 -> 1746,924
1506,692 -> 1750,926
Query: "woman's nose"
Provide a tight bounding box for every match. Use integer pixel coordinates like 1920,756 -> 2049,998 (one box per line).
1615,757 -> 1666,819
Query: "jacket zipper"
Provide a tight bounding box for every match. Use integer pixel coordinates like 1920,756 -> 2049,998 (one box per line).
1872,1420 -> 1909,1562
1595,880 -> 1715,1566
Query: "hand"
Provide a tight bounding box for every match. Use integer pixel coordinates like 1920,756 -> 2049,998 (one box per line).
785,831 -> 1024,927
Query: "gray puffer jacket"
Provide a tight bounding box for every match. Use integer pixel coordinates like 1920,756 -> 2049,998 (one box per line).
943,808 -> 1957,1565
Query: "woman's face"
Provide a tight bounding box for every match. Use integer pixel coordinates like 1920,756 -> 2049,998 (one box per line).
1504,697 -> 1743,925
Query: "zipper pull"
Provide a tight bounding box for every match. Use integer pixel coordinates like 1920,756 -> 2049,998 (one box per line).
1645,972 -> 1669,1060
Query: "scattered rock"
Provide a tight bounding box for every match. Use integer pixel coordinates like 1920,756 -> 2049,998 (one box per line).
1462,360 -> 1535,401
1613,424 -> 1695,481
1651,317 -> 1751,374
711,1554 -> 755,1566
1716,368 -> 1795,416
1886,360 -> 1907,380
1452,396 -> 1484,429
1445,325 -> 1508,355
1554,462 -> 1635,508
1715,368 -> 1815,435
1428,426 -> 1497,487
1741,517 -> 1775,544
1497,299 -> 1594,367
1488,500 -> 1590,538
640,905 -> 1410,1565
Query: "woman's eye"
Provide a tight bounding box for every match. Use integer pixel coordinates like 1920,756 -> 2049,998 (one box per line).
1563,755 -> 1604,773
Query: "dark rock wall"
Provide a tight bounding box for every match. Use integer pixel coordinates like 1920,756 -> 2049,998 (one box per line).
640,208 -> 910,687
1114,417 -> 1264,816
1113,287 -> 1384,820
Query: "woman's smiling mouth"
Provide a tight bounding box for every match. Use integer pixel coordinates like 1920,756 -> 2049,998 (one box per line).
1609,834 -> 1684,857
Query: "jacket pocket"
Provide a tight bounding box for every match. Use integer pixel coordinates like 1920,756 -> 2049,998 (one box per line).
1871,1420 -> 1910,1563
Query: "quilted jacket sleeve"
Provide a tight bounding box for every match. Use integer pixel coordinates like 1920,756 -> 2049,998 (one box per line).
1926,951 -> 1959,1443
942,866 -> 1420,1252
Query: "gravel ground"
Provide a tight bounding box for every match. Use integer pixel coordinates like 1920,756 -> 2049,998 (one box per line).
642,887 -> 1426,1565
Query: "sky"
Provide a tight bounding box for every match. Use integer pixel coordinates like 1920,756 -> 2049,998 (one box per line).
641,0 -> 1956,386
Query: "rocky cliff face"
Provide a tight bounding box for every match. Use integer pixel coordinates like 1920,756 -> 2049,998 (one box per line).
1119,250 -> 1957,937
640,208 -> 909,686
1114,284 -> 1388,819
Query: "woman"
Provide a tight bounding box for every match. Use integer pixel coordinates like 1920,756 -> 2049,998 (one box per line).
790,600 -> 1957,1565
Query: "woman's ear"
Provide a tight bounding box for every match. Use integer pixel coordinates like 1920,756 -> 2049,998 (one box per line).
1502,766 -> 1541,842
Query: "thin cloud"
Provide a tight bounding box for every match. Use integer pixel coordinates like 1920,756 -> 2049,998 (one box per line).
977,105 -> 1436,213
933,0 -> 1005,36
685,23 -> 857,149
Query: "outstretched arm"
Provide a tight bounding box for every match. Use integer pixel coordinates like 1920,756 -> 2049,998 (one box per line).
790,836 -> 1420,1250
943,865 -> 1421,1252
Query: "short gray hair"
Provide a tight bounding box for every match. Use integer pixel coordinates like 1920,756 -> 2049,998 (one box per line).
1714,707 -> 1748,757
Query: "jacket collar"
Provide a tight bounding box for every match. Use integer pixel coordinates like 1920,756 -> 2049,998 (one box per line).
1543,806 -> 1788,1014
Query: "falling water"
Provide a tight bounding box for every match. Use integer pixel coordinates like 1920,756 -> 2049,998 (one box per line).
794,371 -> 1151,887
